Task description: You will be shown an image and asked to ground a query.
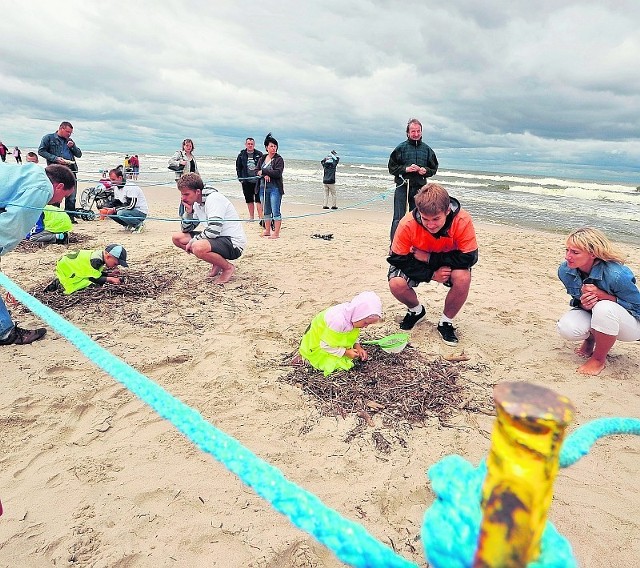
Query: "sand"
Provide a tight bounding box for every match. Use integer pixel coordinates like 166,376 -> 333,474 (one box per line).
0,182 -> 638,567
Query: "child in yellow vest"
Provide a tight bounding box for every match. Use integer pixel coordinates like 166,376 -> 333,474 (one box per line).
46,244 -> 129,295
294,291 -> 383,376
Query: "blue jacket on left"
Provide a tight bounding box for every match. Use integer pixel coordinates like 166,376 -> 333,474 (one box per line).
0,164 -> 54,255
558,260 -> 640,320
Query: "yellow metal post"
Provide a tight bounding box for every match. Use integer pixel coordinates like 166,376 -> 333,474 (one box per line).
473,382 -> 575,568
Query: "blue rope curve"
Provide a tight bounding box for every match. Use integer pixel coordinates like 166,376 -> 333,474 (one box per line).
559,417 -> 640,467
0,272 -> 414,568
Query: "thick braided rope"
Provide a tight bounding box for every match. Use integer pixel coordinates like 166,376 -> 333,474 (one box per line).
0,273 -> 415,568
423,416 -> 640,567
559,417 -> 640,467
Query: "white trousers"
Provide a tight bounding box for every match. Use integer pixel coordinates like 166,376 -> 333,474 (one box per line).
323,184 -> 336,208
557,301 -> 640,341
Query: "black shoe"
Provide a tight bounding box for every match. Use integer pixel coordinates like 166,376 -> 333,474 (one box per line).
70,218 -> 79,224
331,206 -> 338,209
437,322 -> 459,346
0,324 -> 47,345
399,306 -> 426,330
322,206 -> 329,209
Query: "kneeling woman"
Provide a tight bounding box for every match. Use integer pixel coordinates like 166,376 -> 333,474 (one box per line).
296,291 -> 383,376
557,227 -> 640,375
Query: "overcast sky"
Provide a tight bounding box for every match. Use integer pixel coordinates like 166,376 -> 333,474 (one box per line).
2,1 -> 639,181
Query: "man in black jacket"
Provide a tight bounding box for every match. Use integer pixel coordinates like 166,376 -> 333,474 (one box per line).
235,137 -> 264,221
388,118 -> 438,240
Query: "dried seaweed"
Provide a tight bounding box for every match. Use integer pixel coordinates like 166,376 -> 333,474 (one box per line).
280,346 -> 493,433
14,233 -> 96,253
30,268 -> 181,312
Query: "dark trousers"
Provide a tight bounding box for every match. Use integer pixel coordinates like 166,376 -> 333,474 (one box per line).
390,181 -> 419,241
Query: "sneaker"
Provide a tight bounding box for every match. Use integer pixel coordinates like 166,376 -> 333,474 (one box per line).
399,306 -> 426,330
131,223 -> 144,233
322,206 -> 329,209
0,324 -> 47,346
331,206 -> 338,210
437,322 -> 459,346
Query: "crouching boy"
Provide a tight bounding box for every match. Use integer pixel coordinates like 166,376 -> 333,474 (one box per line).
387,183 -> 478,345
47,243 -> 129,295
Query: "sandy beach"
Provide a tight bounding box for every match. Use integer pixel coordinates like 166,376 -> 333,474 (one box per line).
1,181 -> 638,567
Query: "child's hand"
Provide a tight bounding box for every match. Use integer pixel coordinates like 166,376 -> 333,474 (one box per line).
354,344 -> 368,361
106,276 -> 122,285
345,348 -> 359,360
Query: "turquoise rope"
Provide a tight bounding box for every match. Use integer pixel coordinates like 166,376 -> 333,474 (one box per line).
422,416 -> 640,567
559,417 -> 640,467
0,273 -> 414,568
1,187 -> 393,224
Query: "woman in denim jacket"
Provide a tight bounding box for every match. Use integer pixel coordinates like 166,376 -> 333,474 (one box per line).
557,227 -> 640,375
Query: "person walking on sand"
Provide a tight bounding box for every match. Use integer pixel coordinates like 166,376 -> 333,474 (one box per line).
0,163 -> 76,345
0,141 -> 8,162
236,137 -> 264,222
38,121 -> 83,221
557,227 -> 640,376
13,147 -> 22,164
321,150 -> 340,210
388,118 -> 438,241
387,183 -> 478,345
256,133 -> 285,239
172,173 -> 247,284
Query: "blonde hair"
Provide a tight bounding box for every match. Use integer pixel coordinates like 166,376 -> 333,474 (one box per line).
566,227 -> 626,264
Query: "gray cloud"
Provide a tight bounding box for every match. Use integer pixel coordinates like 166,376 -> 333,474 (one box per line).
1,0 -> 638,181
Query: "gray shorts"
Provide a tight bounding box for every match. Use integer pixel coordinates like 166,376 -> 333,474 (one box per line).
387,264 -> 420,288
189,232 -> 243,261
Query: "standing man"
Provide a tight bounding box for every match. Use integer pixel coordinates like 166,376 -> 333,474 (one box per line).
321,150 -> 340,210
387,183 -> 478,345
388,118 -> 438,240
235,137 -> 264,221
172,173 -> 247,284
38,121 -> 83,221
0,163 -> 76,345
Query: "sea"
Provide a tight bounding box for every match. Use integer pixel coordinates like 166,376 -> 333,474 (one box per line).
76,151 -> 640,246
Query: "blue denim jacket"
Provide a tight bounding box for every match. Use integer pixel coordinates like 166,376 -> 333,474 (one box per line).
558,260 -> 640,320
38,133 -> 82,168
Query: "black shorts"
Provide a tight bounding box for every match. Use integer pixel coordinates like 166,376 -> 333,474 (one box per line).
189,233 -> 243,260
241,181 -> 260,203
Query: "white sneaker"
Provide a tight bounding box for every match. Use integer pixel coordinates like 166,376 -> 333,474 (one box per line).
131,223 -> 144,233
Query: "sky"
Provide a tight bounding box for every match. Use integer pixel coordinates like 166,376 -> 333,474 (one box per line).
1,1 -> 639,182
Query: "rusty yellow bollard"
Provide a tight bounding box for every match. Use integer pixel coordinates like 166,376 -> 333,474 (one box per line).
473,382 -> 575,568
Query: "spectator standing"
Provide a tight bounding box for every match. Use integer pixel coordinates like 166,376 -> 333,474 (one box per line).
236,137 -> 264,221
13,147 -> 22,164
38,121 -> 83,221
321,150 -> 340,210
256,133 -> 285,239
129,154 -> 140,180
0,141 -> 8,162
388,118 -> 438,240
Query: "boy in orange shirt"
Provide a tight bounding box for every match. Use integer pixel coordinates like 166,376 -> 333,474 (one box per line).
387,183 -> 478,345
